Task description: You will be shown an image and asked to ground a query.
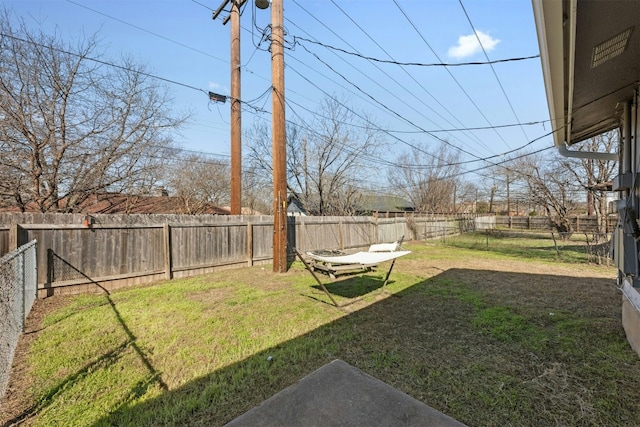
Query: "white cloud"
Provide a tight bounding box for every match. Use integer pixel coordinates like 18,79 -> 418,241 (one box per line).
448,30 -> 500,59
208,81 -> 229,93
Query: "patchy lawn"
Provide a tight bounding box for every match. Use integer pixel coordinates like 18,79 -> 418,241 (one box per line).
2,235 -> 639,427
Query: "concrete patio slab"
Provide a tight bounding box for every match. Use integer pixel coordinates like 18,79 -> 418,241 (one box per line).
225,359 -> 467,427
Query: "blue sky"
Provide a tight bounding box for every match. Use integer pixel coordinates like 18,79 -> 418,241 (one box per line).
4,0 -> 550,187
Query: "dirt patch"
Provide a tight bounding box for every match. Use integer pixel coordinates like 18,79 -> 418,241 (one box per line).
1,295 -> 73,426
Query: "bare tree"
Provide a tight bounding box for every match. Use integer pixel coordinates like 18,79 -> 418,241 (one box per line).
246,96 -> 383,215
483,159 -> 529,215
388,141 -> 464,214
514,153 -> 581,234
164,153 -> 230,214
0,11 -> 186,212
512,132 -> 617,234
242,164 -> 272,214
562,131 -> 618,218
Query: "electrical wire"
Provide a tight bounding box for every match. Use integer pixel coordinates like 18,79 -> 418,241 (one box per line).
293,35 -> 540,67
15,1 -> 570,192
0,32 -> 210,96
289,0 -> 493,157
392,0 -> 513,151
283,62 -> 560,176
67,0 -> 227,65
294,45 -> 493,165
327,0 -> 493,154
457,0 -> 531,144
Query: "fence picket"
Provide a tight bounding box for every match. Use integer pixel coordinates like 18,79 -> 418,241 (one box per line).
0,213 -> 615,297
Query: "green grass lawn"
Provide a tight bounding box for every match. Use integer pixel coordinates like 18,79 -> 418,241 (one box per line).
2,234 -> 639,426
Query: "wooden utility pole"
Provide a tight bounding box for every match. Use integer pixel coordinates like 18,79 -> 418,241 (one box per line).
230,0 -> 242,215
271,0 -> 287,272
213,0 -> 242,215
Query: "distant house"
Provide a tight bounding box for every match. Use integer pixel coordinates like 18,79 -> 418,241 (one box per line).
287,194 -> 414,217
287,197 -> 309,216
0,191 -> 230,215
357,195 -> 414,217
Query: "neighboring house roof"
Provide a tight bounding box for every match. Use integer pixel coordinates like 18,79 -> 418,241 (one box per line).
358,195 -> 414,213
0,192 -> 230,215
287,197 -> 308,215
287,194 -> 414,216
81,193 -> 230,215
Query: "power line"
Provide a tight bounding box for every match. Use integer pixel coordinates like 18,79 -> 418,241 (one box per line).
457,0 -> 531,144
296,43 -> 490,164
392,0 -> 513,151
1,30 -> 276,120
67,0 -> 228,65
284,62 -> 559,175
290,0 -> 492,157
326,0 -> 495,155
0,32 -> 210,96
294,36 -> 540,68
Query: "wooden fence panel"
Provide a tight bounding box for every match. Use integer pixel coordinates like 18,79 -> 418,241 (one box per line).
377,218 -> 408,242
253,223 -> 274,260
0,212 -> 617,296
0,228 -> 8,255
494,215 -> 615,233
339,217 -> 374,249
294,217 -> 344,250
171,224 -> 247,270
22,226 -> 165,286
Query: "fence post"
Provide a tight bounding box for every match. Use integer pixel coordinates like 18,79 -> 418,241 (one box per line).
20,250 -> 26,332
163,223 -> 172,280
247,222 -> 254,266
9,223 -> 20,251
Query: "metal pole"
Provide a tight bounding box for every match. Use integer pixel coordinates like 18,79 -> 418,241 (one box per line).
230,0 -> 242,214
271,0 -> 287,272
20,251 -> 26,332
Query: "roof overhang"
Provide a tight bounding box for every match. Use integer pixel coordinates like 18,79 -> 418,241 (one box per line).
532,0 -> 639,160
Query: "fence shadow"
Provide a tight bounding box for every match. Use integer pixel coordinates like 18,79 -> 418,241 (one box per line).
66,268 -> 634,427
3,252 -> 169,426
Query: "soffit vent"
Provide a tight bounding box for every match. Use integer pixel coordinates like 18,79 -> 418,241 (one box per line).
591,27 -> 633,68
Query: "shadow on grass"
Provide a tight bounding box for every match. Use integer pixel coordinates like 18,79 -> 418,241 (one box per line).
68,267 -> 640,427
2,252 -> 169,426
311,274 -> 387,299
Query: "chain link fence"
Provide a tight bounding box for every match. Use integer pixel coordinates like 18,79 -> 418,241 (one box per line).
1,240 -> 37,405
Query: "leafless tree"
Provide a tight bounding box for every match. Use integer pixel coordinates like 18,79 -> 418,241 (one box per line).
246,96 -> 383,215
483,159 -> 529,215
388,141 -> 465,214
242,164 -> 272,215
164,153 -> 230,214
0,11 -> 186,212
562,131 -> 618,218
514,153 -> 581,234
512,132 -> 617,234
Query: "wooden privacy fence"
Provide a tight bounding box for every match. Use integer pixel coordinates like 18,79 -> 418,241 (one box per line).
494,215 -> 617,233
2,213 -> 608,296
1,213 -> 443,296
